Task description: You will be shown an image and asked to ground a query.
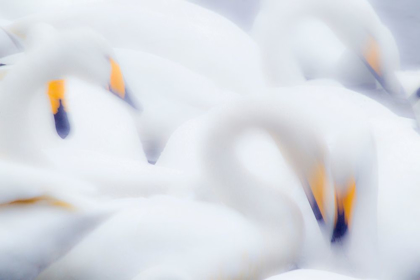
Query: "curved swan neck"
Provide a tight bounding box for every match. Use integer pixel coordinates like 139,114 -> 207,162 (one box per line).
0,48 -> 57,162
202,100 -> 324,228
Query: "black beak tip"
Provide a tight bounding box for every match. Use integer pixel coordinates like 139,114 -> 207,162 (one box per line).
56,126 -> 70,139
54,101 -> 71,139
108,85 -> 142,112
124,87 -> 142,112
331,211 -> 349,243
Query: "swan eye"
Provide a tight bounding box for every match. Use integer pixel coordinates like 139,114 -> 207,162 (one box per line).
47,79 -> 70,139
1,195 -> 74,210
0,63 -> 6,67
108,58 -> 139,110
306,164 -> 327,224
331,178 -> 356,243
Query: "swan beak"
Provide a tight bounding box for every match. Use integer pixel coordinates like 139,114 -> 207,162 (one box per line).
47,79 -> 70,139
108,58 -> 140,110
1,195 -> 74,210
331,179 -> 356,243
361,36 -> 406,97
306,164 -> 328,224
361,36 -> 402,95
362,37 -> 383,82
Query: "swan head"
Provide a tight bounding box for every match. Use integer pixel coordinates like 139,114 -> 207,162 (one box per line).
328,125 -> 376,246
330,163 -> 357,243
357,34 -> 404,97
4,24 -> 140,139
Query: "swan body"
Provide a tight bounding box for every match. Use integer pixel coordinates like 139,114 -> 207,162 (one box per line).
40,89 -> 380,279
0,24 -> 162,280
0,44 -> 241,163
35,97 -> 349,280
37,90 -> 395,279
0,2 -> 418,279
37,195 -> 301,280
157,91 -> 374,275
0,24 -> 139,162
157,85 -> 389,195
5,0 -> 266,94
270,87 -> 420,278
0,25 -> 187,198
45,148 -> 189,198
35,48 -> 206,196
158,86 -> 420,278
253,0 -> 420,127
1,1 -> 265,161
271,88 -> 420,278
20,24 -> 215,199
27,78 -> 145,162
0,0 -> 107,20
0,25 -> 144,160
0,26 -> 184,217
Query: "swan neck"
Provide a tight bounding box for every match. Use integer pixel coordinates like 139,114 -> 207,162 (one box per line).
203,103 -> 321,228
0,54 -> 51,161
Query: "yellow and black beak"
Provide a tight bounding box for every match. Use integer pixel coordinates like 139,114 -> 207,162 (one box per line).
305,163 -> 328,224
47,79 -> 70,139
108,58 -> 140,110
331,179 -> 356,243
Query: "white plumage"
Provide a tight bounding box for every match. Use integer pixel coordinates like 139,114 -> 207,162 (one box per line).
0,0 -> 418,279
